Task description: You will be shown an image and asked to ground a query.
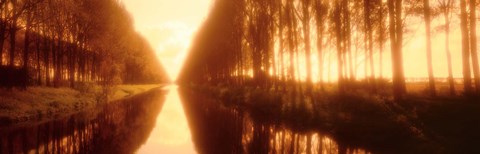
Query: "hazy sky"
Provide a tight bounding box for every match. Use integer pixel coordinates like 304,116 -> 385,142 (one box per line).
122,0 -> 212,80
121,0 -> 473,82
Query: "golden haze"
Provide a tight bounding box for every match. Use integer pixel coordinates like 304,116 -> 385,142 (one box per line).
122,0 -> 476,81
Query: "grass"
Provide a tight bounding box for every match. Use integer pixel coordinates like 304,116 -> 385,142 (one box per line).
109,84 -> 164,102
0,84 -> 165,125
187,82 -> 480,153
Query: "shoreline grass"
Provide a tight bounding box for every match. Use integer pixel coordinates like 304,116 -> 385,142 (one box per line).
0,84 -> 165,126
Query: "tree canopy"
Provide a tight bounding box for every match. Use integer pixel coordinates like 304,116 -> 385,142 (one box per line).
0,0 -> 169,88
179,0 -> 480,100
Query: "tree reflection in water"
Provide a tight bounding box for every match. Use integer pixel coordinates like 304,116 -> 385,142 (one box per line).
179,88 -> 369,154
1,86 -> 371,154
0,88 -> 167,154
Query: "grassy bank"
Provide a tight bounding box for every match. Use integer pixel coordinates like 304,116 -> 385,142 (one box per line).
109,84 -> 165,102
186,83 -> 480,153
0,84 -> 165,125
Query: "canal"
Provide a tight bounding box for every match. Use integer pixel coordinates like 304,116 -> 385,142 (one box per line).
0,86 -> 366,154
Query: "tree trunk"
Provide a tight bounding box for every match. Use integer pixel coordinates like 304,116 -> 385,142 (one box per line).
44,38 -> 50,86
364,28 -> 368,79
345,0 -> 353,82
302,0 -> 313,93
8,0 -> 18,67
317,25 -> 324,90
424,0 -> 436,96
0,19 -> 6,66
279,2 -> 287,92
368,12 -> 375,90
469,0 -> 480,94
388,0 -> 407,101
24,12 -> 32,70
460,0 -> 473,95
334,2 -> 344,92
395,0 -> 406,94
54,34 -> 64,87
368,27 -> 375,84
365,0 -> 375,90
9,21 -> 17,67
52,38 -> 58,87
443,5 -> 455,95
69,44 -> 75,88
379,3 -> 385,79
315,0 -> 325,90
36,29 -> 42,85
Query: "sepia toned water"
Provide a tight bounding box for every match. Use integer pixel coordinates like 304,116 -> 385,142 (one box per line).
0,86 -> 367,154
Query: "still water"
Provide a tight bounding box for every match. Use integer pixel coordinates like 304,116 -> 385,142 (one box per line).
136,86 -> 196,153
0,86 -> 366,154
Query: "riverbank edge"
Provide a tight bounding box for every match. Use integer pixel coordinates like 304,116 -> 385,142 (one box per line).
181,84 -> 480,153
0,84 -> 166,126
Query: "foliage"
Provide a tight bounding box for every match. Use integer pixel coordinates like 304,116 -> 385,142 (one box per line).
0,0 -> 169,89
178,0 -> 480,101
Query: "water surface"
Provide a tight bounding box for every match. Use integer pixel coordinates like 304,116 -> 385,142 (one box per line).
136,86 -> 196,153
0,86 -> 365,154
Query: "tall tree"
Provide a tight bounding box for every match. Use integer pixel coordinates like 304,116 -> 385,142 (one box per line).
300,0 -> 313,93
469,0 -> 480,94
423,0 -> 436,96
376,0 -> 387,79
388,0 -> 407,100
8,0 -> 18,67
333,0 -> 346,92
0,1 -> 7,65
460,0 -> 473,95
0,0 -> 168,88
364,0 -> 376,89
315,0 -> 328,90
438,0 -> 455,95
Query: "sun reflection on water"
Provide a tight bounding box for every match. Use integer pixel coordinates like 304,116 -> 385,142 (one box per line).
136,85 -> 196,154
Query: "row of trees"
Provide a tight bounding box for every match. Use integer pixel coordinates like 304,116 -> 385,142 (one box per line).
179,0 -> 480,100
0,0 -> 168,88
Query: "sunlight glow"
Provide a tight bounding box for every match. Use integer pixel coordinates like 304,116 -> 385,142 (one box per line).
121,0 -> 475,82
122,0 -> 212,80
136,86 -> 196,153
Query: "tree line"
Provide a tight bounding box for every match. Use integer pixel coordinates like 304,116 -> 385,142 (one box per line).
0,0 -> 168,89
179,0 -> 480,100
